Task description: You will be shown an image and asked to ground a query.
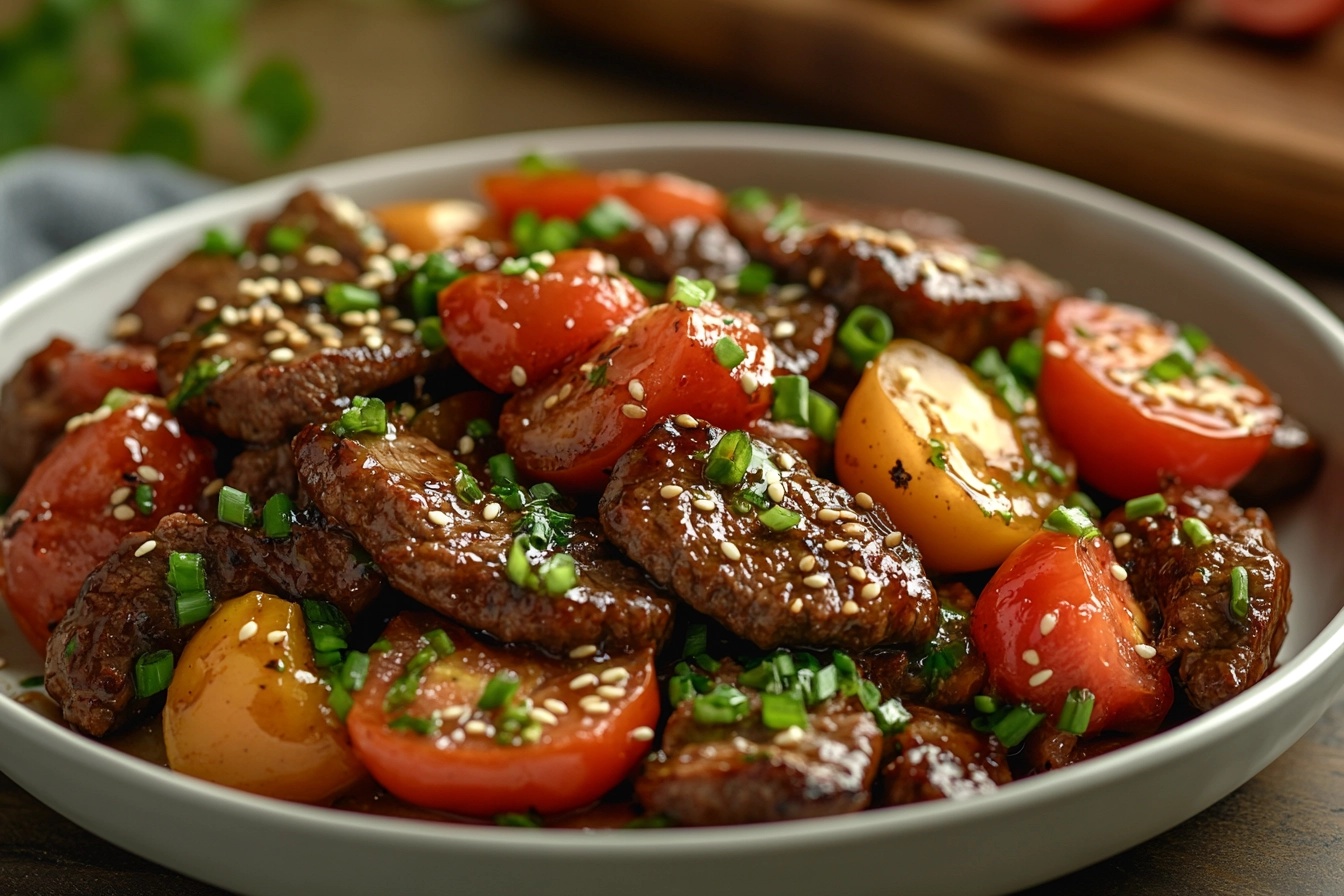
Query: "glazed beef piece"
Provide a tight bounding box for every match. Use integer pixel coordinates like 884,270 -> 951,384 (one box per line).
0,339 -> 157,495
719,292 -> 838,381
855,586 -> 987,711
1104,483 -> 1292,712
292,421 -> 675,653
599,419 -> 939,650
878,705 -> 1011,805
587,217 -> 749,284
244,189 -> 388,266
122,253 -> 252,347
636,660 -> 881,825
45,510 -> 384,737
1019,723 -> 1140,774
223,443 -> 299,501
1234,414 -> 1324,507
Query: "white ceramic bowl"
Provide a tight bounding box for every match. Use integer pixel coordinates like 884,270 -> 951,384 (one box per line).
2,124 -> 1342,896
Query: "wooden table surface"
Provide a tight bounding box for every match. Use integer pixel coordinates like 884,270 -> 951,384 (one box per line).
6,2 -> 1344,894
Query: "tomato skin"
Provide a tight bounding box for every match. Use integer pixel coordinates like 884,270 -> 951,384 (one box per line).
1008,0 -> 1176,29
481,169 -> 725,229
347,613 -> 659,816
1213,0 -> 1344,37
373,199 -> 486,253
1037,298 -> 1280,499
56,342 -> 159,407
1,398 -> 216,654
499,301 -> 774,493
437,249 -> 648,394
971,530 -> 1173,735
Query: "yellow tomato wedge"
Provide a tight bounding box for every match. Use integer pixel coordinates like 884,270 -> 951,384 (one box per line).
373,199 -> 486,252
835,339 -> 1075,572
163,591 -> 366,802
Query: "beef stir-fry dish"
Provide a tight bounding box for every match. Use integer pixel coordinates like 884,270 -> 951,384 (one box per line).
0,159 -> 1318,827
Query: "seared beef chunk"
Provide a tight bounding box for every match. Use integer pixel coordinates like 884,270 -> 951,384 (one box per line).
1104,483 -> 1291,712
45,510 -> 383,737
0,339 -> 156,495
600,419 -> 938,650
726,200 -> 1063,361
245,189 -> 386,268
224,443 -> 299,501
637,660 -> 881,825
856,586 -> 987,710
719,292 -> 838,381
1234,414 -> 1324,507
124,253 -> 253,346
292,422 -> 674,652
588,218 -> 748,284
407,390 -> 505,482
157,304 -> 435,444
878,705 -> 1011,805
1020,723 -> 1139,774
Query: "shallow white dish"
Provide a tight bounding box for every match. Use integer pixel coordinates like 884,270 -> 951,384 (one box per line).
2,123 -> 1343,896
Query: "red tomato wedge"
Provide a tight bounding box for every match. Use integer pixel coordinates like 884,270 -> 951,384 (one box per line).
481,169 -> 725,229
347,613 -> 659,817
1037,298 -> 1280,499
498,301 -> 774,493
437,249 -> 648,394
48,340 -> 159,408
1008,0 -> 1176,28
1213,0 -> 1344,37
971,530 -> 1173,735
1,397 -> 216,653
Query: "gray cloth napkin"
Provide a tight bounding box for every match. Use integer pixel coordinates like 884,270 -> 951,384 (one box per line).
0,148 -> 222,289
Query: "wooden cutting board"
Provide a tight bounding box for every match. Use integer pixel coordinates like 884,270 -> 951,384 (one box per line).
524,0 -> 1344,262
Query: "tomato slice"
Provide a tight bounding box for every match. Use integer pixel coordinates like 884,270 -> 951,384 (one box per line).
498,301 -> 774,493
971,530 -> 1173,735
481,169 -> 725,229
1213,0 -> 1344,37
347,612 -> 659,816
1037,298 -> 1280,499
1,397 -> 216,653
1008,0 -> 1176,28
437,249 -> 648,394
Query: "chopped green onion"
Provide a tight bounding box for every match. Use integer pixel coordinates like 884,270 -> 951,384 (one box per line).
810,664 -> 838,705
1065,491 -> 1102,520
691,684 -> 750,725
737,660 -> 780,693
766,194 -> 804,233
324,282 -> 381,315
200,228 -> 242,256
771,375 -> 809,427
1042,505 -> 1101,540
833,650 -> 859,695
488,453 -> 518,488
727,186 -> 771,213
873,698 -> 912,734
682,624 -> 708,659
132,483 -> 154,516
517,151 -> 572,175
262,493 -> 294,539
167,357 -> 232,412
408,253 -> 463,319
713,337 -> 746,369
495,812 -> 543,827
332,396 -> 388,438
856,679 -> 882,712
133,650 -> 174,698
1182,516 -> 1214,548
837,305 -> 894,368
1056,688 -> 1095,736
758,505 -> 801,532
327,679 -> 354,721
1179,323 -> 1211,354
174,590 -> 213,627
217,486 -> 254,528
339,651 -> 370,693
693,653 -> 721,673
971,346 -> 1029,415
417,316 -> 445,350
537,552 -> 577,594
990,703 -> 1045,748
506,537 -> 535,589
302,600 -> 351,669
455,463 -> 485,503
423,629 -> 455,659
669,275 -> 715,308
369,638 -> 392,653
388,714 -> 438,736
578,197 -> 639,240
1124,493 -> 1167,520
973,694 -> 999,714
64,636 -> 78,658
736,262 -> 774,295
624,275 -> 665,300
167,552 -> 207,594
383,645 -> 435,710
704,430 -> 753,486
266,225 -> 306,254
807,392 -> 839,442
18,675 -> 44,689
512,210 -> 580,255
101,388 -> 136,410
586,362 -> 609,388
466,418 -> 494,439
1007,338 -> 1043,385
928,438 -> 949,472
478,670 -> 520,710
1229,565 -> 1250,620
760,690 -> 808,730
1146,349 -> 1195,383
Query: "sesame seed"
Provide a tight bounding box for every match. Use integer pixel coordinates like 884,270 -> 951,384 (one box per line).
580,697 -> 611,715
262,303 -> 283,323
299,276 -> 324,294
799,555 -> 817,572
482,502 -> 502,521
847,565 -> 867,582
390,318 -> 416,333
772,320 -> 797,339
855,492 -> 874,510
0,658 -> 7,670
220,305 -> 242,326
790,597 -> 804,613
621,403 -> 647,419
458,435 -> 475,455
817,508 -> 841,523
268,347 -> 295,364
778,284 -> 807,302
134,540 -> 157,558
808,267 -> 825,288
110,486 -> 132,506
659,485 -> 684,500
860,582 -> 881,600
884,531 -> 904,548
522,268 -> 541,283
740,372 -> 759,394
1111,563 -> 1129,581
510,365 -> 527,388
841,523 -> 868,538
288,331 -> 311,349
340,311 -> 364,327
692,498 -> 716,512
1039,612 -> 1058,636
365,334 -> 384,351
196,296 -> 218,312
767,482 -> 785,503
1045,340 -> 1069,359
612,325 -> 629,338
264,329 -> 287,345
1028,669 -> 1055,687
465,719 -> 489,735
112,504 -> 136,521
201,332 -> 230,349
1022,649 -> 1040,666
837,510 -> 859,521
203,478 -> 224,497
238,620 -> 258,642
568,644 -> 598,659
280,280 -> 303,303
543,698 -> 569,715
427,510 -> 450,526
136,464 -> 161,483
558,383 -> 573,401
597,685 -> 627,700
720,541 -> 742,561
630,726 -> 655,742
841,600 -> 860,616
322,336 -> 342,349
774,725 -> 806,747
111,312 -> 143,340
628,379 -> 646,402
266,630 -> 287,644
776,452 -> 796,471
1113,531 -> 1132,549
599,667 -> 629,684
823,539 -> 848,552
530,708 -> 560,727
802,573 -> 829,588
440,704 -> 469,721
675,414 -> 700,428
543,394 -> 559,410
1135,643 -> 1158,659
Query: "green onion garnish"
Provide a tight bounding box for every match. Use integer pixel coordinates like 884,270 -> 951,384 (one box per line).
466,418 -> 493,439
478,670 -> 520,710
1065,491 -> 1102,520
455,463 -> 485,503
101,388 -> 136,410
624,275 -> 665,300
18,675 -> 44,689
578,197 -> 639,240
1182,517 -> 1213,548
807,392 -> 839,442
217,486 -> 254,528
174,590 -> 213,627
736,262 -> 774,296
266,225 -> 306,254
669,275 -> 715,308
760,690 -> 808,729
691,684 -> 750,725
1180,323 -> 1211,354
512,209 -> 580,256
331,396 -> 388,438
837,305 -> 894,368
1124,493 -> 1167,520
324,283 -> 381,316
132,483 -> 154,516
713,336 -> 746,370
388,714 -> 438,736
727,186 -> 771,213
537,552 -> 577,594
488,453 -> 518,488
971,345 -> 1029,415
1007,338 -> 1043,385
327,679 -> 354,722
1042,505 -> 1101,540
64,636 -> 78,658
302,599 -> 351,669
681,624 -> 708,659
133,650 -> 174,698
857,679 -> 882,712
517,151 -> 572,175
496,812 -> 543,827
990,703 -> 1045,748
424,629 -> 456,659
873,698 -> 912,734
167,551 -> 207,594
339,651 -> 370,693
973,694 -> 999,714
704,430 -> 753,486
1229,565 -> 1250,619
369,638 -> 392,653
766,194 -> 805,233
261,493 -> 294,539
167,356 -> 232,413
810,664 -> 838,705
408,253 -> 463,319
383,645 -> 435,710
758,505 -> 801,532
771,375 -> 809,427
1057,688 -> 1095,736
200,228 -> 242,256
417,316 -> 445,350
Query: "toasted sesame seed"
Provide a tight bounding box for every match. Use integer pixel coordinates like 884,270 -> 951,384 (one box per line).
558,383 -> 573,401
740,372 -> 759,394
440,704 -> 469,721
543,697 -> 569,715
1045,340 -> 1069,359
521,267 -> 541,283
837,510 -> 859,521
628,379 -> 645,402
543,394 -> 559,410
427,510 -> 450,526
778,284 -> 807,302
340,311 -> 364,327
203,478 -> 224,497
390,318 -> 416,333
111,312 -> 143,340
262,303 -> 283,324
322,336 -> 342,349
675,413 -> 700,428
1135,643 -> 1158,659
482,502 -> 501,521
599,667 -> 629,684
1028,669 -> 1055,687
510,365 -> 527,387
201,332 -> 230,349
884,531 -> 904,548
817,509 -> 841,523
112,504 -> 136,521
841,523 -> 868,538
772,320 -> 797,339
365,334 -> 384,351
659,485 -> 684,500
136,464 -> 161,483
823,539 -> 848,552
134,539 -> 157,558
568,644 -> 598,659
1110,563 -> 1129,581
0,658 -> 7,670
238,620 -> 259,642
630,726 -> 655,742
1113,531 -> 1132,549
692,498 -> 716,512
774,725 -> 806,747
196,296 -> 218,312
798,555 -> 817,572
288,331 -> 312,349
621,403 -> 647,419
110,486 -> 132,506
596,685 -> 627,700
1022,649 -> 1040,666
266,630 -> 287,645
465,719 -> 489,735
767,482 -> 785,503
458,435 -> 475,455
580,697 -> 611,715
720,541 -> 742,561
299,276 -> 324,294
1039,612 -> 1058,636
841,600 -> 860,616
569,672 -> 599,690
802,573 -> 829,588
790,597 -> 804,613
279,279 -> 303,303
860,582 -> 881,600
530,707 -> 560,727
855,492 -> 874,510
263,329 -> 287,345
268,347 -> 296,364
220,305 -> 241,326
847,565 -> 867,582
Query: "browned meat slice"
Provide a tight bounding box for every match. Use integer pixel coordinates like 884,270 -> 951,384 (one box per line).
599,419 -> 939,649
720,292 -> 838,381
122,252 -> 251,346
245,189 -> 387,267
855,586 -> 987,711
223,443 -> 299,501
1234,414 -> 1324,507
407,390 -> 506,482
878,705 -> 1011,805
0,339 -> 157,495
1020,723 -> 1140,774
1104,483 -> 1291,712
292,421 -> 674,652
587,218 -> 748,284
44,510 -> 384,737
157,303 -> 436,444
636,660 -> 881,825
